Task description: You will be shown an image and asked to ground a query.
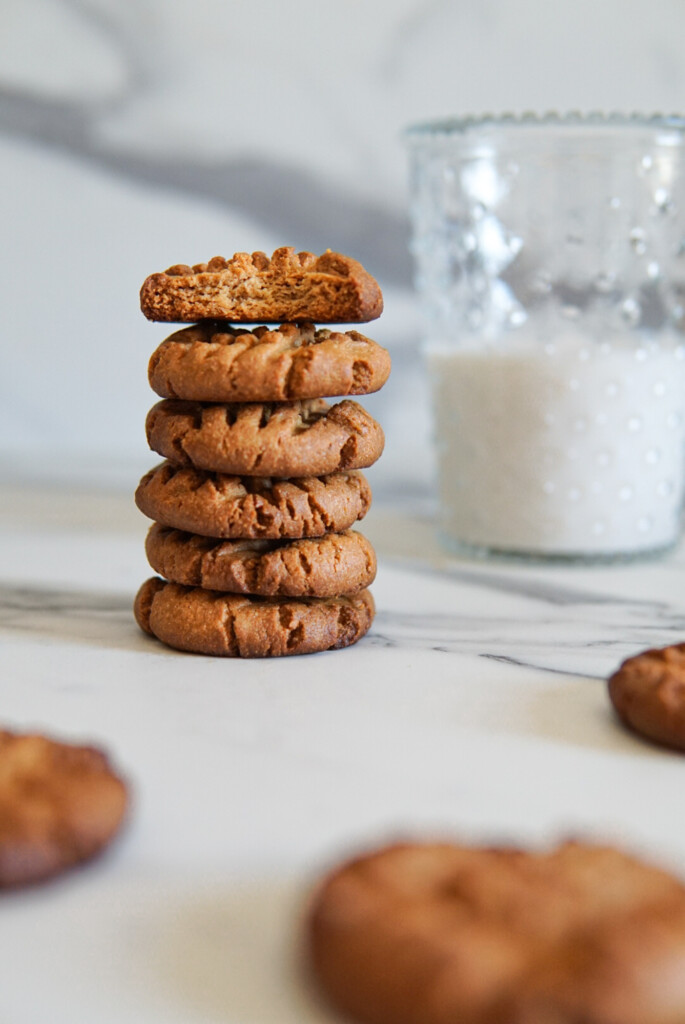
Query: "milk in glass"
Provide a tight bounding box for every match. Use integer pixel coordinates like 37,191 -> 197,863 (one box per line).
427,329 -> 685,556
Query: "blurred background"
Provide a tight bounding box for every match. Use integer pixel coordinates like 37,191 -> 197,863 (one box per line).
3,0 -> 685,499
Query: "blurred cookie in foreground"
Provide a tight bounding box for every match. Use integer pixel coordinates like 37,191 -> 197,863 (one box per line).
0,729 -> 129,889
306,838 -> 685,1024
608,642 -> 685,751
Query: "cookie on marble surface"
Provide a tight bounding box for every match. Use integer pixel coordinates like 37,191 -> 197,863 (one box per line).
140,247 -> 383,323
145,523 -> 376,598
135,463 -> 372,539
0,729 -> 128,889
147,322 -> 391,403
307,839 -> 685,1024
608,643 -> 685,751
145,398 -> 384,478
134,577 -> 375,657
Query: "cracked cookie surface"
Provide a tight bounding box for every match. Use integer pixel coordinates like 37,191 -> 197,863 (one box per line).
308,839 -> 685,1024
145,524 -> 376,597
148,321 -> 391,402
145,398 -> 384,477
608,643 -> 685,751
140,247 -> 383,323
135,462 -> 371,539
0,729 -> 129,888
134,577 -> 375,657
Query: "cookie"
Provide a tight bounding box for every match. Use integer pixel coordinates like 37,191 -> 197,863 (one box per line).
140,247 -> 383,323
135,463 -> 372,539
0,729 -> 128,889
307,839 -> 685,1024
145,398 -> 384,477
148,322 -> 391,402
134,577 -> 375,657
608,643 -> 685,751
145,523 -> 376,598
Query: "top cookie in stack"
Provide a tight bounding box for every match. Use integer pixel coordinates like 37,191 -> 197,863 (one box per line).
139,248 -> 383,323
134,247 -> 390,659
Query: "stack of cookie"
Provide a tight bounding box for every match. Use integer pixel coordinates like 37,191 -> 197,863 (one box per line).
133,247 -> 390,658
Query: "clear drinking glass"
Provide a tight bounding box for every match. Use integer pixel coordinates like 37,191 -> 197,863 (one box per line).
406,113 -> 685,561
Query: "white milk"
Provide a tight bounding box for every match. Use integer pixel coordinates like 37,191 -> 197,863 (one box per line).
427,329 -> 685,557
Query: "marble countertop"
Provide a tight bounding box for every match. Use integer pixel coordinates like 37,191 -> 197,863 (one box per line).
2,480 -> 685,1023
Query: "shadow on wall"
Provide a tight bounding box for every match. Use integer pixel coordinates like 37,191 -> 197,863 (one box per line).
0,85 -> 412,289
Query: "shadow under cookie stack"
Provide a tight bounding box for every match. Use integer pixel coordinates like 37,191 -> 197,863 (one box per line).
133,247 -> 390,658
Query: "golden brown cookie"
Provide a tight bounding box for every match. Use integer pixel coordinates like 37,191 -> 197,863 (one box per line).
145,523 -> 376,598
148,322 -> 391,402
0,729 -> 128,889
307,839 -> 685,1024
145,398 -> 384,477
608,643 -> 685,751
140,247 -> 383,323
135,463 -> 372,539
134,577 -> 375,657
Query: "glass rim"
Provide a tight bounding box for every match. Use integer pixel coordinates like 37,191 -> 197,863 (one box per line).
404,110 -> 685,143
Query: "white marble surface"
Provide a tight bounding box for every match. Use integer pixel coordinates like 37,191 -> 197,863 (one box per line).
4,6 -> 685,1015
2,481 -> 685,1022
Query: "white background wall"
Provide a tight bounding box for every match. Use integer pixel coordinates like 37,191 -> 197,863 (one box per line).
3,0 -> 685,493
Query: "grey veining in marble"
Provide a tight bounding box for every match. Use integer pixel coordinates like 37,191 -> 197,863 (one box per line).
372,556 -> 685,675
0,582 -> 130,618
373,605 -> 683,678
0,582 -> 135,650
3,562 -> 683,680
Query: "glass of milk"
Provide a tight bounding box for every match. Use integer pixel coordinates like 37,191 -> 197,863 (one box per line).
406,113 -> 685,561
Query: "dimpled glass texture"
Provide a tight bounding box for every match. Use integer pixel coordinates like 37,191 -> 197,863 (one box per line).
406,113 -> 685,561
